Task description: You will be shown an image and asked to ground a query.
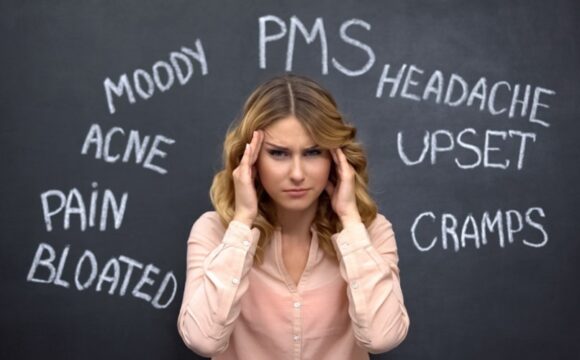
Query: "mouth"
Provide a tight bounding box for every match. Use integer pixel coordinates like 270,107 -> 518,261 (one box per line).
283,188 -> 310,197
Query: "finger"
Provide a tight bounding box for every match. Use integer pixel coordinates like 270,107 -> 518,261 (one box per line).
333,148 -> 344,174
336,147 -> 347,164
240,143 -> 250,168
251,130 -> 264,164
330,148 -> 338,164
336,147 -> 352,174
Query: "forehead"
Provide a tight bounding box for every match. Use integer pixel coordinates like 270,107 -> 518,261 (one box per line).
263,116 -> 315,147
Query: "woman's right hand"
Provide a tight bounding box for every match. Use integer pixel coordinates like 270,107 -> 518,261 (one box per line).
232,130 -> 264,227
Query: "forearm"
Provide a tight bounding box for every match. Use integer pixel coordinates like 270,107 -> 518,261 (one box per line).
177,220 -> 259,356
332,220 -> 410,353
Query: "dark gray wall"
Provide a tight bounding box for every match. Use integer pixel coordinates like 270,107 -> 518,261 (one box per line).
1,0 -> 579,359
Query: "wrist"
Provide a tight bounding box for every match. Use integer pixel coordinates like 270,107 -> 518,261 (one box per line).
233,214 -> 254,227
340,213 -> 362,227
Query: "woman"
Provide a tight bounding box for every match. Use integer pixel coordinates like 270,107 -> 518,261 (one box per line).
177,74 -> 410,359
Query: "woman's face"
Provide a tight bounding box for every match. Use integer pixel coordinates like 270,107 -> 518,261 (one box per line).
257,116 -> 332,214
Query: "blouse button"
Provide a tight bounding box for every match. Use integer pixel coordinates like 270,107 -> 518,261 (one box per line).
351,281 -> 359,289
232,277 -> 240,285
293,301 -> 301,308
242,240 -> 250,247
293,335 -> 300,342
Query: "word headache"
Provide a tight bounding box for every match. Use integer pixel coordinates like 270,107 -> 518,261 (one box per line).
104,39 -> 208,114
376,63 -> 555,127
41,182 -> 127,232
397,128 -> 536,170
27,243 -> 177,309
260,15 -> 376,76
81,123 -> 175,175
411,207 -> 548,252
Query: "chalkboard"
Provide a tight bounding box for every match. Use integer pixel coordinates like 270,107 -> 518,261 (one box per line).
1,0 -> 579,359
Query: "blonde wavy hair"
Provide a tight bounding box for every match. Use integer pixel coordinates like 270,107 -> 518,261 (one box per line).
210,73 -> 377,265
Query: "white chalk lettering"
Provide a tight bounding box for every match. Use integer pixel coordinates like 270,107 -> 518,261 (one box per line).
104,39 -> 208,114
96,258 -> 121,295
397,128 -> 536,170
377,63 -> 555,127
27,243 -> 56,284
75,249 -> 98,290
26,243 -> 177,309
132,264 -> 160,302
40,183 -> 128,232
331,19 -> 375,76
411,207 -> 548,252
151,272 -> 177,309
81,123 -> 175,174
259,15 -> 373,76
118,255 -> 143,296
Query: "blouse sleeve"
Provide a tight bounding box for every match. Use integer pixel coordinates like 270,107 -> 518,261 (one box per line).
330,213 -> 410,354
176,212 -> 261,357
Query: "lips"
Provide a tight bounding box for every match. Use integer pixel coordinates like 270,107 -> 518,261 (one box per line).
283,188 -> 310,197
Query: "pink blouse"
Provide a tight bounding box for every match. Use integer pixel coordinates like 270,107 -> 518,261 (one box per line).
177,211 -> 410,359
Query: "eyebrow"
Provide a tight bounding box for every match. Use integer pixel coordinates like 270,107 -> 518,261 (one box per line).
263,142 -> 320,151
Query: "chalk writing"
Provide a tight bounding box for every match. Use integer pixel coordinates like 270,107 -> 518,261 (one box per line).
26,243 -> 177,309
259,15 -> 375,76
376,63 -> 555,127
411,207 -> 548,252
104,39 -> 208,114
397,128 -> 536,169
81,123 -> 175,175
40,183 -> 128,232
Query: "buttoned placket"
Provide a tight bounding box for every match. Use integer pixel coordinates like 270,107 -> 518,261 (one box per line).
274,225 -> 320,359
292,295 -> 302,359
274,229 -> 307,359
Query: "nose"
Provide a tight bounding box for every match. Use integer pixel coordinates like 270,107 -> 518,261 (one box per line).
289,156 -> 305,183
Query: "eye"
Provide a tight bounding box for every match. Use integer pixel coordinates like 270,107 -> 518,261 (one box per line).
305,148 -> 322,157
268,149 -> 287,158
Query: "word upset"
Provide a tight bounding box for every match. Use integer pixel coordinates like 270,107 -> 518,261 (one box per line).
81,123 -> 175,175
104,39 -> 208,114
411,207 -> 548,252
27,243 -> 177,309
397,128 -> 536,170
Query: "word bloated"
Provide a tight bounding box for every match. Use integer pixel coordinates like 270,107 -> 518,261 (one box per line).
27,243 -> 177,309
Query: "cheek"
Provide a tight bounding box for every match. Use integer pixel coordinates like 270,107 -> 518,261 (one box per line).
257,157 -> 281,186
309,159 -> 331,185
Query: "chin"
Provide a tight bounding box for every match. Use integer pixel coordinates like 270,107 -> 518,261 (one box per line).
277,203 -> 314,212
273,195 -> 319,212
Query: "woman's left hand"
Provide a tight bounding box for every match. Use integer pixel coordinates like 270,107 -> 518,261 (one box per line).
325,147 -> 362,227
